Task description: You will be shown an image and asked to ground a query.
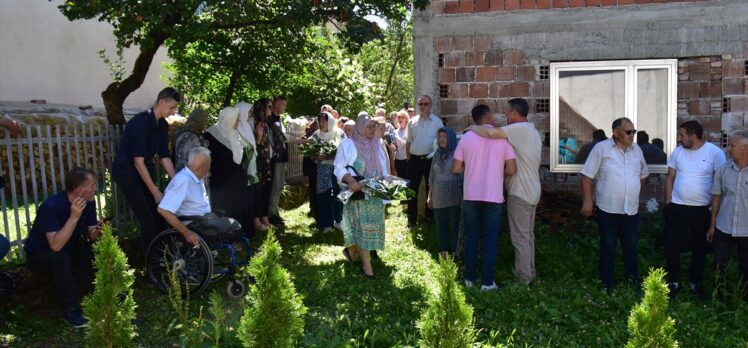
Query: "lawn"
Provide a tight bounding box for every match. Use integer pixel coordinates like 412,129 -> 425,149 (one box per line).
1,193 -> 747,347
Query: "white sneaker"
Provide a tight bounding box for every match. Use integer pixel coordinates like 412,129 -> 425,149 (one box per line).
481,282 -> 498,291
333,222 -> 342,230
464,280 -> 474,287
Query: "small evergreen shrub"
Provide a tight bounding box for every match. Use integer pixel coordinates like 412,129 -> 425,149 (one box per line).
83,224 -> 137,348
238,230 -> 307,348
418,257 -> 477,348
626,268 -> 679,348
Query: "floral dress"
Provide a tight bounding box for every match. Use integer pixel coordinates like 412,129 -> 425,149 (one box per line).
342,157 -> 385,251
256,123 -> 273,184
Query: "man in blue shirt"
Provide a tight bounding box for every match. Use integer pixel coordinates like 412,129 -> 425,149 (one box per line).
24,167 -> 102,327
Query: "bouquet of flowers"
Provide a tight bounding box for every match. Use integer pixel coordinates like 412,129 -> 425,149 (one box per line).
298,138 -> 337,158
337,175 -> 416,205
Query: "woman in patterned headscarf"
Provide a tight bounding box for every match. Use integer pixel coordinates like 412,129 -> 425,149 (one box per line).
333,112 -> 389,278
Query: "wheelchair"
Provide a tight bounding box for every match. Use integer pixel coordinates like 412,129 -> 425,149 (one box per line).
145,213 -> 252,298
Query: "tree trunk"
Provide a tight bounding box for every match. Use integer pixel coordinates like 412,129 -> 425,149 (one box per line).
222,68 -> 243,108
102,32 -> 168,124
381,23 -> 406,104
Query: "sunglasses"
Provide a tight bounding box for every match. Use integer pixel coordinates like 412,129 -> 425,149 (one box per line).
624,129 -> 637,135
418,103 -> 430,106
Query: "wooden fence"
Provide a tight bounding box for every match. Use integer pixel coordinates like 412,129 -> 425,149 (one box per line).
1,125 -> 306,262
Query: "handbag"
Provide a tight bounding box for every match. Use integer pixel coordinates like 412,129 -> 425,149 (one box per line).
345,165 -> 366,201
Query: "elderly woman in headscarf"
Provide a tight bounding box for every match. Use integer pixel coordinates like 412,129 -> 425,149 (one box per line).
311,112 -> 345,233
172,109 -> 210,172
204,106 -> 251,233
252,98 -> 274,231
236,102 -> 258,235
426,127 -> 462,260
334,112 -> 389,278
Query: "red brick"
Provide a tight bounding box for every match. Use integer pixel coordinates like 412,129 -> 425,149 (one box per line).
709,80 -> 722,97
453,35 -> 473,51
601,0 -> 617,5
449,84 -> 469,98
634,0 -> 651,3
531,81 -> 550,97
444,52 -> 464,67
474,36 -> 493,51
700,116 -> 721,131
677,81 -> 701,99
469,83 -> 490,98
490,0 -> 505,10
507,82 -> 530,97
439,68 -> 456,83
433,1 -> 446,15
689,63 -> 711,81
465,51 -> 485,66
517,65 -> 536,81
537,0 -> 553,8
731,96 -> 748,112
476,99 -> 497,113
476,67 -> 497,81
489,83 -> 509,97
441,100 -> 458,114
498,83 -> 513,97
496,66 -> 517,81
723,60 -> 746,77
503,49 -> 524,65
456,67 -> 475,82
435,37 -> 452,52
553,0 -> 569,7
569,0 -> 585,7
618,0 -> 635,4
444,1 -> 461,13
485,50 -> 503,66
521,0 -> 536,9
687,99 -> 710,115
505,0 -> 521,10
458,0 -> 474,12
586,0 -> 602,5
723,78 -> 745,95
475,0 -> 491,11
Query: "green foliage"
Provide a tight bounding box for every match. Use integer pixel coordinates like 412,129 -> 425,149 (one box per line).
238,230 -> 307,348
97,47 -> 126,83
625,268 -> 679,348
165,257 -> 205,348
206,291 -> 229,346
83,224 -> 137,348
418,257 -> 477,348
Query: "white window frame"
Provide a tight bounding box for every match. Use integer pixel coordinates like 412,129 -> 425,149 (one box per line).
550,59 -> 678,174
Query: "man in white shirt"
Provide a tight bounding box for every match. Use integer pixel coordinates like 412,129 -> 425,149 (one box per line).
405,95 -> 444,227
664,120 -> 726,299
581,117 -> 649,291
157,147 -> 212,247
465,98 -> 542,285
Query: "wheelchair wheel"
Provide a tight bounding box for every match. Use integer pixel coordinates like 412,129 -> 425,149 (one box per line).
146,229 -> 213,297
227,279 -> 246,298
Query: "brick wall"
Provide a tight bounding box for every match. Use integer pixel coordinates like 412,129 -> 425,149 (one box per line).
432,0 -> 706,14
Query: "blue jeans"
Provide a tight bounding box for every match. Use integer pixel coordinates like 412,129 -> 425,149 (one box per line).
0,234 -> 10,260
316,188 -> 343,229
597,210 -> 640,289
434,206 -> 461,253
463,201 -> 503,286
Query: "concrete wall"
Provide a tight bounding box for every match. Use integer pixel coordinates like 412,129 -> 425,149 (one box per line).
0,0 -> 171,110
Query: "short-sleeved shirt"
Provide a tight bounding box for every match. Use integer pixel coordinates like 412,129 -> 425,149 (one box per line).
668,142 -> 726,206
581,139 -> 649,215
407,113 -> 444,156
158,167 -> 211,217
269,114 -> 289,162
502,122 -> 542,205
454,125 -> 516,204
24,191 -> 97,256
111,109 -> 171,178
711,161 -> 748,237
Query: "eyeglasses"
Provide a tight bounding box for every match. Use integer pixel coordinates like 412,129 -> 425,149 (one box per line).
418,103 -> 430,106
625,129 -> 637,135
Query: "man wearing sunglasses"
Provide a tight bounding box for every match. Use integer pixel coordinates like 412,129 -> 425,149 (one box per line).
581,117 -> 649,291
405,95 -> 443,227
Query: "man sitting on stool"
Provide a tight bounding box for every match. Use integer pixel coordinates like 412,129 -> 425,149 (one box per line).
157,147 -> 211,247
24,167 -> 102,327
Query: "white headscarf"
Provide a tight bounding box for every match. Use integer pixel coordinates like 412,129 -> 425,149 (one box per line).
206,106 -> 244,165
315,112 -> 341,142
236,102 -> 258,182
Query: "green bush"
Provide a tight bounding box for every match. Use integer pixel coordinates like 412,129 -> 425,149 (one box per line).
418,257 -> 477,348
626,268 -> 679,348
238,230 -> 307,348
83,224 -> 137,348
165,256 -> 205,348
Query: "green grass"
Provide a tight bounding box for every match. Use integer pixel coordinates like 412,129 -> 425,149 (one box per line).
2,197 -> 747,347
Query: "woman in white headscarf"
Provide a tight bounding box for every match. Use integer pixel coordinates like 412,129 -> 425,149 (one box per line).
333,112 -> 389,278
311,112 -> 345,233
204,106 -> 251,233
236,101 -> 259,235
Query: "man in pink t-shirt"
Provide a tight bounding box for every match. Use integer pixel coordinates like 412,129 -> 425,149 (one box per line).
453,104 -> 516,290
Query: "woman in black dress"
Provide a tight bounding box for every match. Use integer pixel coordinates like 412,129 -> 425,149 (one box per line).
252,98 -> 274,231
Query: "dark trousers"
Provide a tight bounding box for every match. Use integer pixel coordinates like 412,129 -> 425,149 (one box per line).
26,240 -> 93,310
316,187 -> 343,230
254,182 -> 271,217
713,229 -> 748,297
395,159 -> 408,178
463,201 -> 503,286
434,206 -> 460,253
664,203 -> 710,284
113,173 -> 166,252
244,184 -> 255,236
406,156 -> 433,224
597,210 -> 640,289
